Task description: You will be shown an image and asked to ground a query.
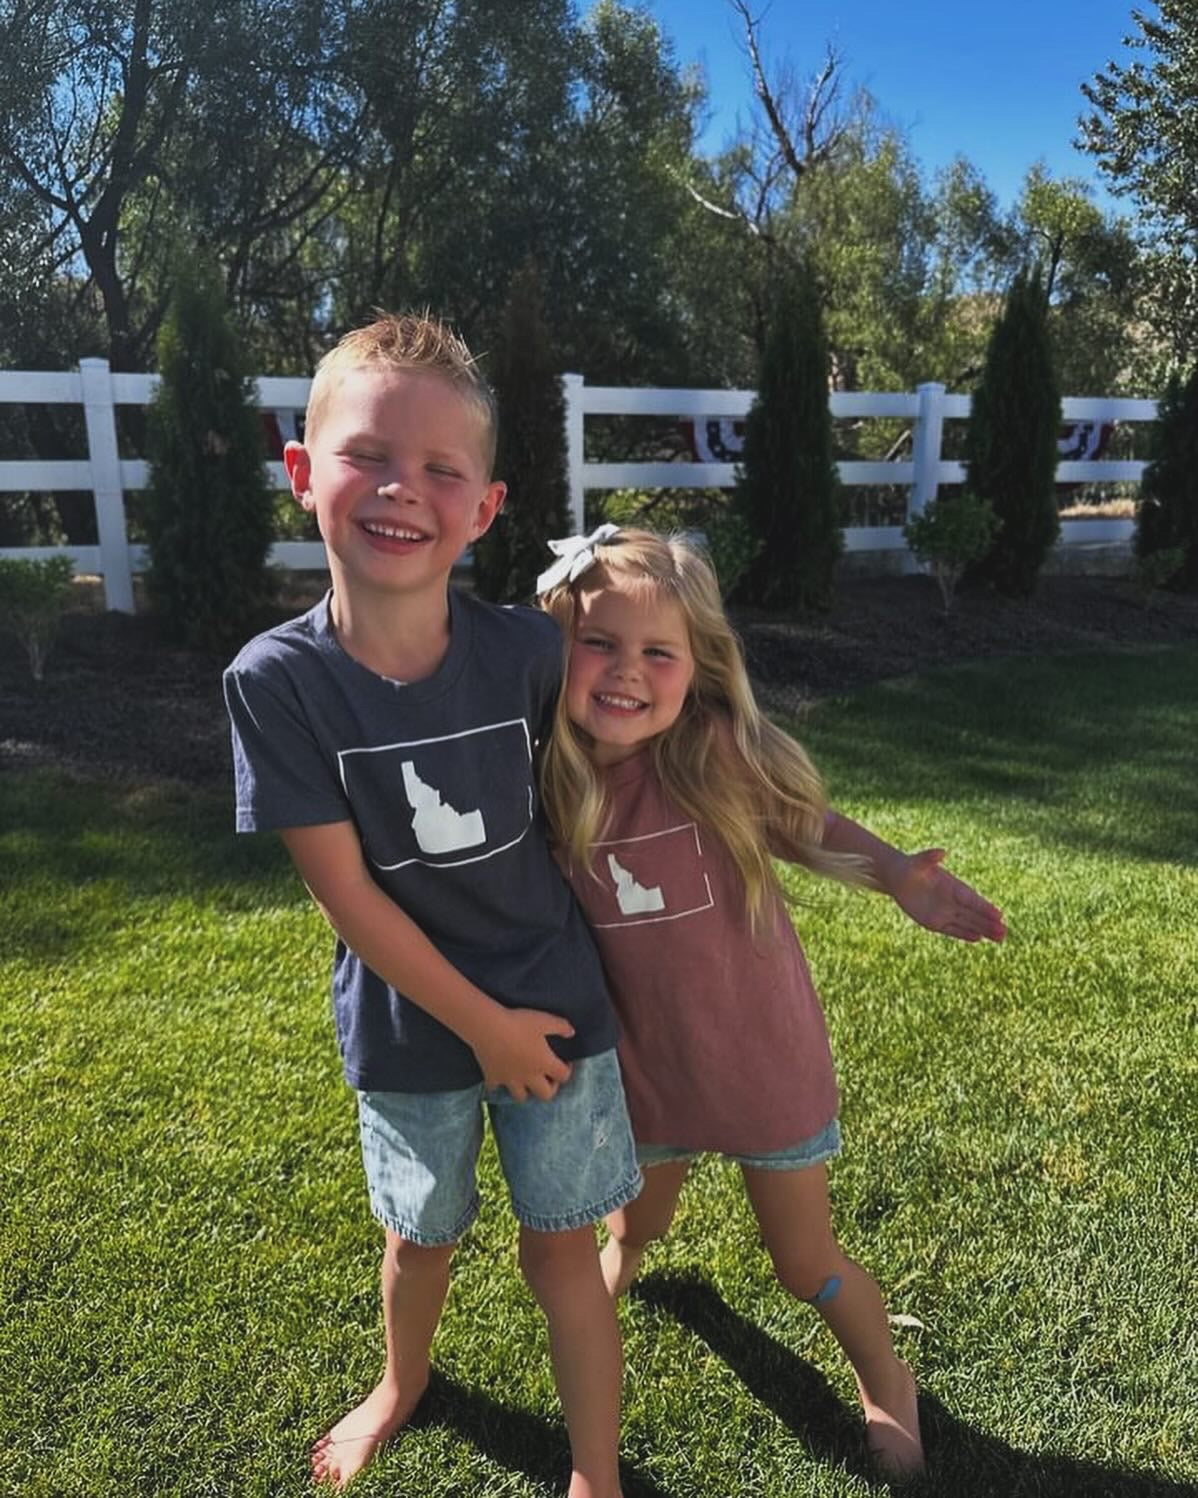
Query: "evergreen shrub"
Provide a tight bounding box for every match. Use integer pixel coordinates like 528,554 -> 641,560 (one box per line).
964,270 -> 1061,596
1135,367 -> 1198,592
143,262 -> 275,649
474,262 -> 570,603
734,262 -> 841,610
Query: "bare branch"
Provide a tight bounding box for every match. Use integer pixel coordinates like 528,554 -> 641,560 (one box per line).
731,0 -> 808,182
803,46 -> 848,164
672,167 -> 799,272
677,173 -> 746,227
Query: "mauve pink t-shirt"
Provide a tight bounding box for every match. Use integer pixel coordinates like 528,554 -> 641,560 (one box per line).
558,750 -> 839,1155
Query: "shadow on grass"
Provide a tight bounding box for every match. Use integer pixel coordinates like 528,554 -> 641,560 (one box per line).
798,646 -> 1198,869
411,1370 -> 680,1498
632,1272 -> 1195,1498
1,771 -> 294,960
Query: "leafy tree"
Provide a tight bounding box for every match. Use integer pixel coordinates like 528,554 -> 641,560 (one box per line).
0,177 -> 106,543
0,0 -> 714,390
1010,165 -> 1139,395
316,0 -> 709,389
143,262 -> 274,648
473,261 -> 570,604
1135,367 -> 1198,591
734,263 -> 841,610
0,0 -> 363,371
1080,2 -> 1198,374
964,270 -> 1062,596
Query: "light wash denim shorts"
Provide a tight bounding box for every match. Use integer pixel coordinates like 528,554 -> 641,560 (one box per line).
636,1117 -> 842,1173
357,1049 -> 642,1245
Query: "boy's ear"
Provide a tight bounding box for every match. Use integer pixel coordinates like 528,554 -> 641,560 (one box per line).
468,481 -> 506,542
283,440 -> 315,510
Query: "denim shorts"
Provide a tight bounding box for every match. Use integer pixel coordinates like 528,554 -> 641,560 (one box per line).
357,1049 -> 642,1244
636,1117 -> 842,1173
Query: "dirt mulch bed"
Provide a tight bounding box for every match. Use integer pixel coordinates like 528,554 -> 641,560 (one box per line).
3,573 -> 1197,788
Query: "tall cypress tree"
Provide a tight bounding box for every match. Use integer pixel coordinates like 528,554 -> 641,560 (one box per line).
1135,366 -> 1198,591
143,261 -> 275,648
964,269 -> 1061,596
734,262 -> 842,610
473,261 -> 571,604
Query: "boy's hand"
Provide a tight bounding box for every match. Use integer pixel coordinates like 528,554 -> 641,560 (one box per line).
471,1008 -> 576,1102
889,848 -> 1007,944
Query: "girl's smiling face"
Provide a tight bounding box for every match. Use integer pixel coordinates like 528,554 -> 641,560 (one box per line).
566,578 -> 695,764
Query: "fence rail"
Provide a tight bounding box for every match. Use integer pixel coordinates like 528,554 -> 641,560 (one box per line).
0,362 -> 1155,611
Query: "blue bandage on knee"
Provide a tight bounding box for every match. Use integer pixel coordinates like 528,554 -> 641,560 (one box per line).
805,1275 -> 842,1306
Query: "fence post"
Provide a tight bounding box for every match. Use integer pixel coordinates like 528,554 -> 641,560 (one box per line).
562,372 -> 585,532
79,357 -> 134,613
906,380 -> 947,574
909,381 -> 946,519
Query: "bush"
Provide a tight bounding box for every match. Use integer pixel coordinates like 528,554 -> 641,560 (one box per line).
0,554 -> 74,681
473,261 -> 571,603
143,261 -> 275,649
1135,367 -> 1198,592
1132,546 -> 1186,605
734,261 -> 842,610
964,270 -> 1062,596
904,492 -> 998,613
599,489 -> 760,598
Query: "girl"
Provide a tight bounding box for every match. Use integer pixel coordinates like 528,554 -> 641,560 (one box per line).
537,527 -> 1005,1478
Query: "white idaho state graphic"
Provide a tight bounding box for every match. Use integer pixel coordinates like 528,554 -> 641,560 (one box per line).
402,760 -> 486,855
607,853 -> 666,915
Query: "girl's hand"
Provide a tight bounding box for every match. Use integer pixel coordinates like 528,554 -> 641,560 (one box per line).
889,848 -> 1007,943
471,1008 -> 576,1102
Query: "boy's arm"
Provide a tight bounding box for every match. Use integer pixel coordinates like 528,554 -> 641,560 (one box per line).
823,810 -> 1006,944
281,821 -> 575,1101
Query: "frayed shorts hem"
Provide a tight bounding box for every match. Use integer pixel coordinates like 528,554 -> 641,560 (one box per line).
514,1168 -> 644,1234
368,1197 -> 480,1247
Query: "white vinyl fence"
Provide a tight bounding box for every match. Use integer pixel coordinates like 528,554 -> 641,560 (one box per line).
0,360 -> 1156,611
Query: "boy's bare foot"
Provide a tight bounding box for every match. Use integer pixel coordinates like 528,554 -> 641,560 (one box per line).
859,1359 -> 924,1480
310,1376 -> 427,1490
598,1237 -> 642,1298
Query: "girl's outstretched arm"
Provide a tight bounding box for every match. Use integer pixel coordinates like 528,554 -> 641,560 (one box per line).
823,811 -> 1006,944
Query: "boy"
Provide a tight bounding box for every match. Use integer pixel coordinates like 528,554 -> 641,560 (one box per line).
223,314 -> 640,1495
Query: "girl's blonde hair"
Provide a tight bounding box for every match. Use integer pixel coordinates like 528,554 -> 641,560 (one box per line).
539,529 -> 871,926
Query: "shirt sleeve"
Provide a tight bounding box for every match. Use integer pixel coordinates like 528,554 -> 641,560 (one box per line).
223,658 -> 351,833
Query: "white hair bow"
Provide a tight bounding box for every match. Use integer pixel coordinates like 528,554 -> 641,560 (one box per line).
535,523 -> 621,595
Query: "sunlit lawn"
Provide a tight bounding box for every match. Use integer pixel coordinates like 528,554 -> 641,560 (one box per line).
2,645 -> 1195,1497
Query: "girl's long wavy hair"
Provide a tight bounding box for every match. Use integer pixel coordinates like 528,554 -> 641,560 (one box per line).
539,529 -> 871,926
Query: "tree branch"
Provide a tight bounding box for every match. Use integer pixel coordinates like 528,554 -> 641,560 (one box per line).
731,0 -> 808,181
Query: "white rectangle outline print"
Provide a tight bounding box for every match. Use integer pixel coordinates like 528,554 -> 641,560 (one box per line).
588,821 -> 714,927
337,718 -> 535,871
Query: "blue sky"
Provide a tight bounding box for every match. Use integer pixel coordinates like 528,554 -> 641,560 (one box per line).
642,0 -> 1148,214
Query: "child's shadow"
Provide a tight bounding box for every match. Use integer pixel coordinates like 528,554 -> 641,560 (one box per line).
631,1271 -> 1196,1498
411,1372 -> 678,1498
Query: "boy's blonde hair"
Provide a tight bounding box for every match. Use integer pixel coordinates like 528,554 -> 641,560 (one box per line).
539,529 -> 871,927
305,311 -> 498,472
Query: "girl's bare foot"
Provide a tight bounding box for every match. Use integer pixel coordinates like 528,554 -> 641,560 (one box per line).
598,1237 -> 642,1298
859,1358 -> 924,1479
310,1376 -> 427,1490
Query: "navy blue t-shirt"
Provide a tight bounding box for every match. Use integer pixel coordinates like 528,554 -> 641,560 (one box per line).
223,589 -> 616,1091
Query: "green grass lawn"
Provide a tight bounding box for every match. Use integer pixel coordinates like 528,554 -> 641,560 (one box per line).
2,645 -> 1196,1497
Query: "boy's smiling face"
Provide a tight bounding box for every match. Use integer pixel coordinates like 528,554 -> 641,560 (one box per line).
286,366 -> 505,605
